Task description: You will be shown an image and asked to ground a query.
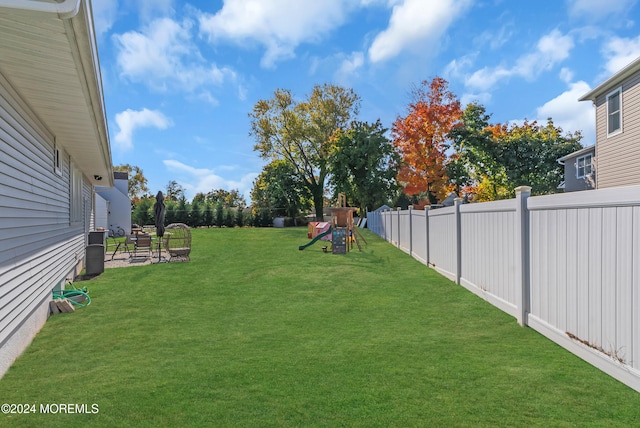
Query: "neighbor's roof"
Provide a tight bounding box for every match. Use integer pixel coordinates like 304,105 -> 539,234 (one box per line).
579,56 -> 640,102
557,144 -> 596,163
0,0 -> 112,186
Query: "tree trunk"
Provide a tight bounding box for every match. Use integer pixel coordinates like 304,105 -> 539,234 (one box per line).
312,190 -> 324,221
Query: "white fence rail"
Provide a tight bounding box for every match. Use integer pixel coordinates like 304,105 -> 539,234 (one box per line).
367,185 -> 640,392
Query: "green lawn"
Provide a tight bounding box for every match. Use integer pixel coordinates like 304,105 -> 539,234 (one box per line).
2,227 -> 640,427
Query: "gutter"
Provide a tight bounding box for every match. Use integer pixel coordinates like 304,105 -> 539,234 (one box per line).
0,0 -> 113,187
579,56 -> 640,102
0,0 -> 81,19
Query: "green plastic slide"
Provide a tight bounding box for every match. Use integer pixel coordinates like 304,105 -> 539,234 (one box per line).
298,228 -> 332,250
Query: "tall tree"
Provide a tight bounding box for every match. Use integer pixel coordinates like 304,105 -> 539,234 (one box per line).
131,196 -> 153,226
448,102 -> 509,200
190,198 -> 204,227
250,159 -> 311,219
215,203 -> 224,227
192,192 -> 207,205
250,83 -> 361,219
450,102 -> 583,200
175,195 -> 190,224
329,120 -> 400,213
114,164 -> 149,204
392,77 -> 462,204
493,119 -> 583,196
165,180 -> 185,201
203,203 -> 214,227
206,189 -> 246,207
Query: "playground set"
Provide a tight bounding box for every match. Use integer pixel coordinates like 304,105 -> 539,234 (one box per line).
298,194 -> 367,253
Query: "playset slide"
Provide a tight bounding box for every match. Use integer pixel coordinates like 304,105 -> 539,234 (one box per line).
298,228 -> 332,250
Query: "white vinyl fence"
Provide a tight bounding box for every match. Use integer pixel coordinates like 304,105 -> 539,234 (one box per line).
367,185 -> 640,392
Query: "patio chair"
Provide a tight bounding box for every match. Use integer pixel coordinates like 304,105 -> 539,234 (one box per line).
132,233 -> 152,259
123,234 -> 135,254
163,223 -> 191,261
106,236 -> 127,261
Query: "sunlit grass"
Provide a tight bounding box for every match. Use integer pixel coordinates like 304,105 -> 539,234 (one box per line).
1,227 -> 639,427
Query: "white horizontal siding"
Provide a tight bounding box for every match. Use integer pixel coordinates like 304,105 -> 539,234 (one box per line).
595,73 -> 640,188
0,72 -> 90,371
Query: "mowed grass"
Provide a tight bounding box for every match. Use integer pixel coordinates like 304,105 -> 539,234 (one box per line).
2,227 -> 640,427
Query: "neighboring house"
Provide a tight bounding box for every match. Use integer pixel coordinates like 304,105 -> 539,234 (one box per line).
96,172 -> 132,235
557,144 -> 596,192
0,0 -> 112,377
579,56 -> 640,189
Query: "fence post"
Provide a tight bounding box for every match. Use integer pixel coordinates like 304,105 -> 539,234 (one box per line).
396,207 -> 401,248
408,205 -> 413,256
515,186 -> 531,327
454,198 -> 463,285
424,206 -> 431,266
382,210 -> 386,240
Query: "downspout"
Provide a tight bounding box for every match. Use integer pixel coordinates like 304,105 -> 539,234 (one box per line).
0,0 -> 81,19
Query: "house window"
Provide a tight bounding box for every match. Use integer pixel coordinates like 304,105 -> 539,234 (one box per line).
607,87 -> 622,136
70,162 -> 83,224
576,154 -> 592,178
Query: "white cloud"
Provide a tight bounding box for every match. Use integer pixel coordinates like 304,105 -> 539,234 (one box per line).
534,80 -> 595,143
602,35 -> 640,75
474,23 -> 514,51
114,108 -> 172,150
163,159 -> 258,202
465,29 -> 574,91
136,0 -> 175,22
368,0 -> 472,63
113,17 -> 236,93
198,0 -> 352,68
443,54 -> 476,80
335,51 -> 365,82
92,0 -> 118,37
567,0 -> 637,21
466,66 -> 512,92
559,67 -> 574,83
460,92 -> 492,107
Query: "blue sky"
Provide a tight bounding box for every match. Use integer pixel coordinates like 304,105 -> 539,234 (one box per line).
93,0 -> 640,202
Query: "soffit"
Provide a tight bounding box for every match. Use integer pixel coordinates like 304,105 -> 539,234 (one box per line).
0,1 -> 112,186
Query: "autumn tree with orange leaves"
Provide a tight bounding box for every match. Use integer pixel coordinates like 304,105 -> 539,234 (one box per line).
392,77 -> 462,204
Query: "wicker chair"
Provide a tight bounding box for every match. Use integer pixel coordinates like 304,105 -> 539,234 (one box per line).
162,223 -> 191,261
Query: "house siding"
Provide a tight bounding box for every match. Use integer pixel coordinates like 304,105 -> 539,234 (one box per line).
0,72 -> 90,376
562,149 -> 596,192
595,73 -> 640,189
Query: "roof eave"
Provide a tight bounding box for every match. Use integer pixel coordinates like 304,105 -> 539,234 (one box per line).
0,0 -> 113,187
0,0 -> 80,18
579,56 -> 640,102
66,1 -> 113,186
557,144 -> 596,163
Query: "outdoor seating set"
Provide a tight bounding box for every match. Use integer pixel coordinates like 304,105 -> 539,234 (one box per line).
106,223 -> 191,263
